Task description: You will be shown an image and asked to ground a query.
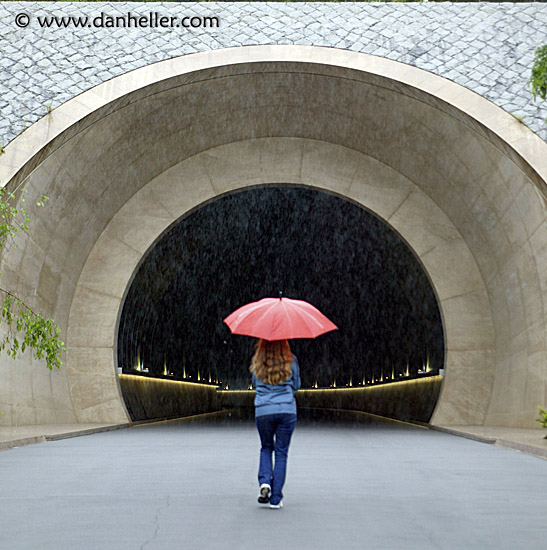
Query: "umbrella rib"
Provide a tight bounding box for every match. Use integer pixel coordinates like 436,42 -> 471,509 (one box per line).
253,300 -> 279,336
280,298 -> 295,340
230,301 -> 271,330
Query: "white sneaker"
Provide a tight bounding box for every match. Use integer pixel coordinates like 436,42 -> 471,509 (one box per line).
258,483 -> 271,504
269,500 -> 283,509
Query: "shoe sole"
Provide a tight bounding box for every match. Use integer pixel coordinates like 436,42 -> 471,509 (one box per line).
269,502 -> 283,509
258,485 -> 271,504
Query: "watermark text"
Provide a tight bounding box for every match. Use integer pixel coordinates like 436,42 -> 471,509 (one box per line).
15,12 -> 220,30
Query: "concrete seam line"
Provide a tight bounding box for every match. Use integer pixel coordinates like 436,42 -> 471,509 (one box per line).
494,440 -> 547,461
0,436 -> 47,452
426,425 -> 497,445
44,423 -> 131,441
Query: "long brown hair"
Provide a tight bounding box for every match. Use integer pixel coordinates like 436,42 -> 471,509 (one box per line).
250,339 -> 293,385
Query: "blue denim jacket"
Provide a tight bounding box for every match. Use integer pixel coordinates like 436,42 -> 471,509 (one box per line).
252,355 -> 301,417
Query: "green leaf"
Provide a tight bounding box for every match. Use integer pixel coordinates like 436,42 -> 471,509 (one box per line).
530,45 -> 547,101
0,191 -> 64,370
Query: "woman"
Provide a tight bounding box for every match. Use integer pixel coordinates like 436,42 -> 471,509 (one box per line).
250,338 -> 301,509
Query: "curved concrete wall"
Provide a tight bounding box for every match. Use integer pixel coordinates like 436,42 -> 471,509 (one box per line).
119,375 -> 221,423
0,46 -> 545,428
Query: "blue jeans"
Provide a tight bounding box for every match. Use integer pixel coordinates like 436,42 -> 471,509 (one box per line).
256,413 -> 297,505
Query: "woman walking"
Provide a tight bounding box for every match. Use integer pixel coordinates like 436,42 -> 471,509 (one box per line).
250,338 -> 301,509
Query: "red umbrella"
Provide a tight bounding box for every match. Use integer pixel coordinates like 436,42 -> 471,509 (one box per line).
224,297 -> 338,340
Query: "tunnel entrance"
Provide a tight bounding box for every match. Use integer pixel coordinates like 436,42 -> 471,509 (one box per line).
117,186 -> 445,423
9,47 -> 545,428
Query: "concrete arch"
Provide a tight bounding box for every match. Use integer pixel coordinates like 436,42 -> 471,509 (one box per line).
0,46 -> 545,428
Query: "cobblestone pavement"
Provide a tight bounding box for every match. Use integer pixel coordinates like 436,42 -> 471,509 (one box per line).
1,2 -> 547,148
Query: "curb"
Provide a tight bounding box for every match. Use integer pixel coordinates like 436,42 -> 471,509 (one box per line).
44,423 -> 131,441
0,423 -> 130,451
425,424 -> 497,445
0,435 -> 47,451
494,438 -> 547,460
423,424 -> 547,461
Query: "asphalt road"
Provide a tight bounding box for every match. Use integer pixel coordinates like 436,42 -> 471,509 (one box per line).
1,411 -> 545,550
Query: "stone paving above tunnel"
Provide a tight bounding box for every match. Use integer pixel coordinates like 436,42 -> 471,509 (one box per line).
1,2 -> 547,146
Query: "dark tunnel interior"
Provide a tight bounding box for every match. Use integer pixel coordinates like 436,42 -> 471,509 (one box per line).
117,185 -> 445,396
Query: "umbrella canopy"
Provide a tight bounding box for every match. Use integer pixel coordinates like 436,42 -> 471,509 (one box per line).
224,297 -> 338,340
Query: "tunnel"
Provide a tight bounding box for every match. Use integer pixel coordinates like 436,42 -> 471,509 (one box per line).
1,46 -> 546,429
116,185 -> 445,423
